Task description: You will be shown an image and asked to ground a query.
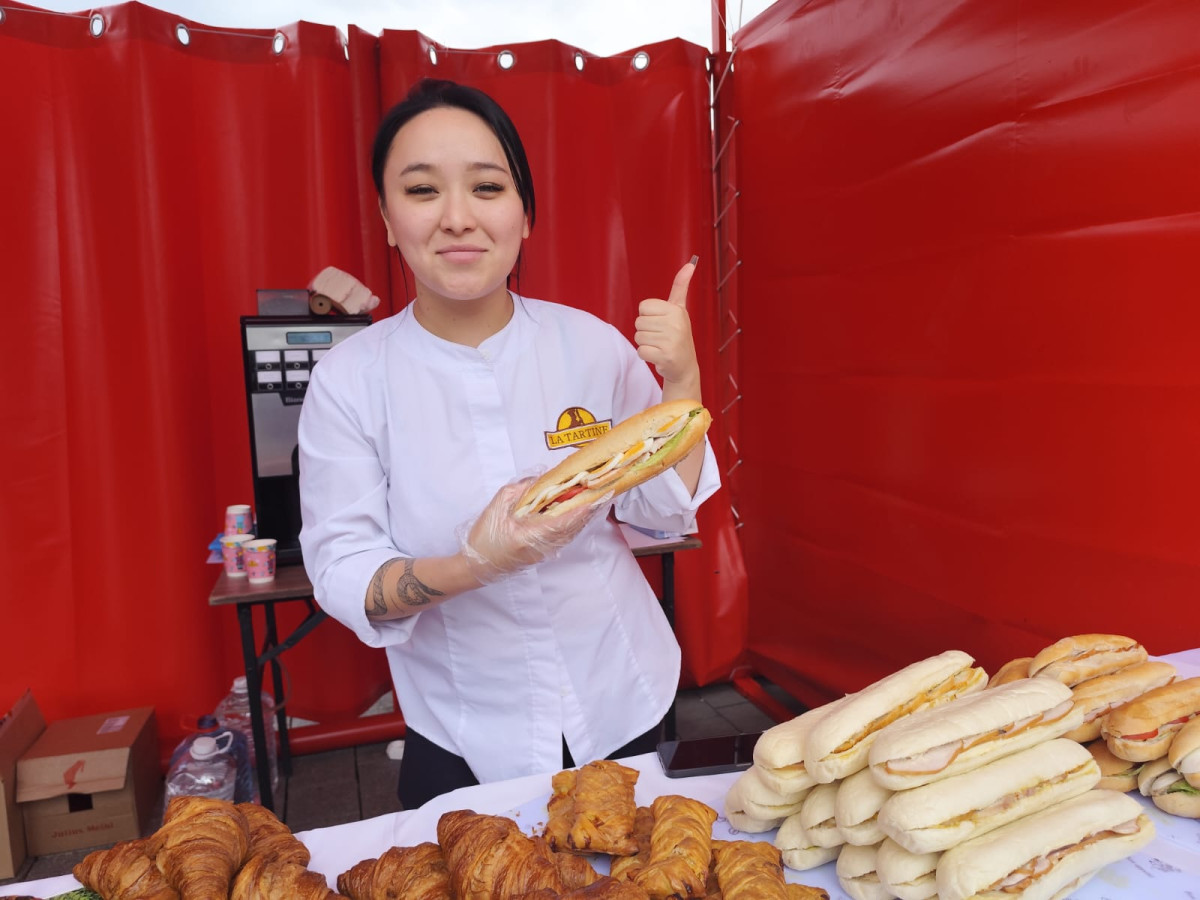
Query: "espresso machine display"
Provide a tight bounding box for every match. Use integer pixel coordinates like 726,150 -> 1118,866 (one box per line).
241,315 -> 370,564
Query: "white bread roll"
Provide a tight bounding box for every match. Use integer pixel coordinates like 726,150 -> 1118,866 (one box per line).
753,697 -> 850,794
1138,756 -> 1200,818
1084,739 -> 1143,792
875,838 -> 939,900
805,650 -> 986,784
797,781 -> 845,849
878,738 -> 1099,854
869,678 -> 1083,791
724,775 -> 787,833
837,843 -> 894,900
774,811 -> 841,871
835,767 -> 893,847
935,790 -> 1155,900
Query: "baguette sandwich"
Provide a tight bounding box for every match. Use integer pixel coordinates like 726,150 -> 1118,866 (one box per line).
1061,659 -> 1177,742
1027,633 -> 1147,687
723,765 -> 809,833
935,789 -> 1155,900
1101,675 -> 1200,762
1084,739 -> 1144,792
796,781 -> 845,850
869,677 -> 1083,791
877,738 -> 1099,854
836,843 -> 891,900
515,399 -> 711,517
1137,756 -> 1200,818
804,650 -> 987,783
753,699 -> 848,795
875,838 -> 939,900
1167,714 -> 1200,789
834,767 -> 893,847
773,813 -> 840,871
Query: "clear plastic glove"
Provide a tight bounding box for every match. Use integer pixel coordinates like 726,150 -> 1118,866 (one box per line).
458,477 -> 609,585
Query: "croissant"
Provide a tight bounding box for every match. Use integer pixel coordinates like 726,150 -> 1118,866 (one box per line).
631,795 -> 717,900
785,885 -> 829,900
73,838 -> 180,900
711,840 -> 788,900
230,854 -> 344,900
237,802 -> 311,867
437,809 -> 563,899
336,842 -> 452,900
146,795 -> 250,900
545,843 -> 602,891
512,879 -> 651,899
608,806 -> 654,884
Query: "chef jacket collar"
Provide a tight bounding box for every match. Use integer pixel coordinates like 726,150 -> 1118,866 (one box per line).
397,292 -> 538,366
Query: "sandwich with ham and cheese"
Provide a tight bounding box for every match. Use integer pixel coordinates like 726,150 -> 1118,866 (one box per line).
836,843 -> 892,900
834,767 -> 893,847
723,764 -> 808,833
752,699 -> 848,795
868,677 -> 1083,791
1061,659 -> 1177,743
935,789 -> 1155,900
1027,633 -> 1147,687
804,650 -> 987,784
1138,756 -> 1200,818
773,811 -> 840,871
1101,675 -> 1200,762
515,399 -> 711,517
877,738 -> 1100,854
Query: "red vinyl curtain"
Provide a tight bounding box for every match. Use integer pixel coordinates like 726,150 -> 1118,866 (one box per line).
0,1 -> 746,752
731,0 -> 1200,706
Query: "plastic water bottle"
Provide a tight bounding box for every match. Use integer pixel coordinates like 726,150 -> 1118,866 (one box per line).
168,716 -> 258,803
164,734 -> 237,805
215,676 -> 279,790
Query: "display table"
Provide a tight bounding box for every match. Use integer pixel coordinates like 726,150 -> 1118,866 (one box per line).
11,648 -> 1197,900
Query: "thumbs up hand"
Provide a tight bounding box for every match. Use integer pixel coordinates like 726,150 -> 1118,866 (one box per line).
634,256 -> 702,396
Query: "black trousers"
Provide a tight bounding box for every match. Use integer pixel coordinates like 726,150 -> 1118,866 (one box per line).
397,722 -> 663,811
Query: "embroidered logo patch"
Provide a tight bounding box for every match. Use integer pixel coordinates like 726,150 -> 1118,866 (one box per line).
545,406 -> 611,450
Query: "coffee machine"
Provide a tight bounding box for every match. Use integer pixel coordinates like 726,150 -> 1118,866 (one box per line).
241,313 -> 371,564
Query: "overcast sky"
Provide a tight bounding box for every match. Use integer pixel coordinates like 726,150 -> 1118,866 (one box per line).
30,0 -> 777,55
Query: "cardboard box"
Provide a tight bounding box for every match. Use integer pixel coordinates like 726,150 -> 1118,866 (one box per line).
17,706 -> 158,856
0,691 -> 46,879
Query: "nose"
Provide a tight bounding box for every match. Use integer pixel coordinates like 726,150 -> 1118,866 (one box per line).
439,189 -> 476,234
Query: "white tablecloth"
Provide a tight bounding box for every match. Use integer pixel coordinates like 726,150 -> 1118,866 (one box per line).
10,648 -> 1199,899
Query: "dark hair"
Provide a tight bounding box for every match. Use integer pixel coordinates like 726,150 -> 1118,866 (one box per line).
371,78 -> 536,230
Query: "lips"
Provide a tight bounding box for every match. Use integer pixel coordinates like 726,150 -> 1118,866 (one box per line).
437,245 -> 486,263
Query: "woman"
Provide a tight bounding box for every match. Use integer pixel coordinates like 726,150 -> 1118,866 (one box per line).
298,78 -> 720,809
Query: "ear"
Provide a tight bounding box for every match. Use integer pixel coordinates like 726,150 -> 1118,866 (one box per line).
522,214 -> 530,241
379,199 -> 397,248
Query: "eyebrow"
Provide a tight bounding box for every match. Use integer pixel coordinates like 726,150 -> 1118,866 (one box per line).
398,161 -> 510,176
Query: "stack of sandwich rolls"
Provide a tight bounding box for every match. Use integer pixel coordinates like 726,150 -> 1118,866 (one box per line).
723,640 -> 1200,899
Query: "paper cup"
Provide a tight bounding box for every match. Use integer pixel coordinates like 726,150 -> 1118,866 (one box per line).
220,533 -> 256,578
224,504 -> 253,536
244,538 -> 277,584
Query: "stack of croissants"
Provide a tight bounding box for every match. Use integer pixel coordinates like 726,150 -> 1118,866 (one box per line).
15,760 -> 828,900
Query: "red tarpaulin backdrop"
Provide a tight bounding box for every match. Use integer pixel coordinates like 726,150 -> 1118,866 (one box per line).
0,1 -> 746,756
732,0 -> 1200,707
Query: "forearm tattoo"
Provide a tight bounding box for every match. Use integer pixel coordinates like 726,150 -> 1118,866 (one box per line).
366,558 -> 445,619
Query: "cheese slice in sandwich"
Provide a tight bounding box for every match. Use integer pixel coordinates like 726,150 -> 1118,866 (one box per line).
935,789 -> 1155,900
868,677 -> 1083,791
877,738 -> 1100,855
805,649 -> 986,784
753,698 -> 848,794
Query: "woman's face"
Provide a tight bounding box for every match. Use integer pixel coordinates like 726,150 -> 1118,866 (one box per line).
379,106 -> 530,307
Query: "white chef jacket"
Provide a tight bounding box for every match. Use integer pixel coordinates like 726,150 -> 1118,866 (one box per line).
298,293 -> 720,783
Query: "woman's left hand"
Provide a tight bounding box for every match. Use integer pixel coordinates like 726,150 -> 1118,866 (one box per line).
635,258 -> 701,392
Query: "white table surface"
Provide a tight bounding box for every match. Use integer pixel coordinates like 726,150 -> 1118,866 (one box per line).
9,648 -> 1198,900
